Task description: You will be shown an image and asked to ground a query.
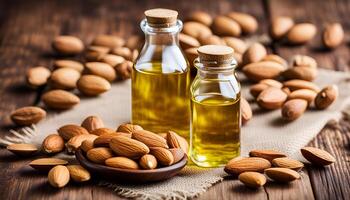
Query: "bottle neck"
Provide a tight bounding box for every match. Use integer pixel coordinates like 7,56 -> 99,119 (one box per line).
141,19 -> 181,46
194,58 -> 237,79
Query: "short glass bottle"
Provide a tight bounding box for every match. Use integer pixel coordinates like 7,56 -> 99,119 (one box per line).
190,45 -> 241,167
132,8 -> 190,139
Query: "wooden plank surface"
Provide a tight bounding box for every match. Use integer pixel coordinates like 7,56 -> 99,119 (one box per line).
0,0 -> 349,199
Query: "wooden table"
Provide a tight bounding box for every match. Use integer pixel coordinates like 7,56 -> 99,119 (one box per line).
0,0 -> 349,199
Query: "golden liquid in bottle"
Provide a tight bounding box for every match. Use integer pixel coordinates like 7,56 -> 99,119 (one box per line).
132,62 -> 190,138
190,94 -> 240,167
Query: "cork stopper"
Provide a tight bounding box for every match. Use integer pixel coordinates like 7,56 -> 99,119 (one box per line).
197,45 -> 234,64
144,8 -> 178,28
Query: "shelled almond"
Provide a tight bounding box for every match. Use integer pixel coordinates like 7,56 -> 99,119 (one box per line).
10,106 -> 46,126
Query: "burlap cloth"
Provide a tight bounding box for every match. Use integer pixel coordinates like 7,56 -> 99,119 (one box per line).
1,69 -> 350,200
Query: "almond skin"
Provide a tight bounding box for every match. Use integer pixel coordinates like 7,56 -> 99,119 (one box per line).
287,89 -> 317,105
166,131 -> 181,148
91,128 -> 116,136
222,37 -> 247,54
241,97 -> 253,125
287,23 -> 317,44
281,99 -> 308,121
262,54 -> 288,67
92,35 -> 125,48
26,66 -> 51,88
81,140 -> 94,153
315,85 -> 338,109
283,80 -> 320,92
139,154 -> 158,169
48,165 -> 70,188
270,16 -> 294,40
257,87 -> 288,110
85,62 -> 116,82
132,129 -> 168,148
42,134 -> 65,154
265,168 -> 300,182
243,61 -> 285,82
125,35 -> 143,51
87,147 -> 114,164
111,47 -> 132,60
198,35 -> 225,46
81,115 -> 104,133
105,157 -> 139,169
10,106 -> 46,126
53,60 -> 84,73
301,147 -> 336,166
66,134 -> 98,153
50,68 -> 81,90
99,54 -> 125,68
29,158 -> 68,171
169,148 -> 185,164
259,79 -> 283,88
224,157 -> 271,175
115,60 -> 133,80
94,133 -> 122,147
77,75 -> 111,96
67,165 -> 91,182
250,83 -> 270,98
242,43 -> 267,65
292,55 -> 317,68
227,12 -> 258,34
179,33 -> 200,50
58,124 -> 89,140
85,46 -> 110,61
187,11 -> 213,26
42,89 -> 80,110
323,23 -> 344,49
211,16 -> 241,37
109,136 -> 150,159
7,143 -> 38,156
281,66 -> 317,81
150,147 -> 174,166
249,149 -> 286,162
238,172 -> 266,188
117,124 -> 143,134
272,157 -> 304,171
52,36 -> 84,55
183,21 -> 212,39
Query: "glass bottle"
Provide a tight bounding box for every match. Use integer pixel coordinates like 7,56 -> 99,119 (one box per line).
132,8 -> 190,139
190,45 -> 241,167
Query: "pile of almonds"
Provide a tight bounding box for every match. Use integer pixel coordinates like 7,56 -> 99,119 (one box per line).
225,147 -> 336,188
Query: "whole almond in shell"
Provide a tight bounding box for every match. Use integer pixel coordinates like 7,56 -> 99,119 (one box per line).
110,136 -> 149,159
238,172 -> 266,188
58,124 -> 89,140
241,97 -> 253,124
10,106 -> 46,126
301,147 -> 335,166
150,147 -> 174,166
67,165 -> 91,182
179,33 -> 200,50
198,35 -> 225,45
42,89 -> 80,110
77,75 -> 111,96
262,54 -> 288,67
211,16 -> 241,37
169,148 -> 185,164
288,89 -> 317,105
111,47 -> 132,60
94,133 -> 122,147
315,85 -> 338,109
26,66 -> 51,88
265,167 -> 300,182
105,157 -> 139,169
242,42 -> 267,65
66,134 -> 98,153
243,61 -> 285,82
222,37 -> 247,54
85,62 -> 116,82
287,23 -> 317,44
81,115 -> 104,133
87,147 -> 114,164
270,16 -> 294,40
52,36 -> 84,55
257,87 -> 288,110
29,158 -> 68,171
283,80 -> 320,92
187,11 -> 212,26
132,129 -> 168,148
48,165 -> 70,188
42,134 -> 65,154
91,128 -> 116,136
7,143 -> 38,156
323,23 -> 344,49
183,21 -> 212,39
115,60 -> 133,80
50,68 -> 80,90
250,83 -> 269,98
117,123 -> 143,134
282,99 -> 308,121
100,54 -> 125,67
53,60 -> 84,73
292,55 -> 317,68
272,157 -> 304,171
92,35 -> 125,48
259,79 -> 283,88
227,12 -> 258,34
281,66 -> 317,81
224,157 -> 271,175
249,149 -> 286,162
81,140 -> 94,153
139,154 -> 158,169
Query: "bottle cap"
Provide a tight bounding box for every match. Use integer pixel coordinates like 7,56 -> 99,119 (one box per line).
144,8 -> 178,28
197,45 -> 234,64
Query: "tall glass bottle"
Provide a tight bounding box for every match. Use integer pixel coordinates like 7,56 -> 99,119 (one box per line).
190,45 -> 241,167
132,8 -> 190,139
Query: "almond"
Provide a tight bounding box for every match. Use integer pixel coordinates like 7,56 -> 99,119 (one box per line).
58,124 -> 89,140
282,99 -> 308,121
183,21 -> 212,39
283,80 -> 320,92
243,61 -> 285,82
92,35 -> 125,48
282,67 -> 317,81
91,128 -> 117,136
257,87 -> 288,109
50,68 -> 81,90
301,147 -> 335,166
53,60 -> 84,73
10,106 -> 46,126
117,123 -> 143,134
115,60 -> 133,80
323,23 -> 344,49
184,47 -> 199,67
77,75 -> 111,96
42,89 -> 80,110
177,135 -> 189,154
100,54 -> 125,67
132,129 -> 168,148
125,35 -> 143,51
48,165 -> 70,188
222,37 -> 247,54
234,53 -> 243,67
262,54 -> 288,67
272,157 -> 304,171
94,133 -> 124,147
287,23 -> 317,44
241,97 -> 252,125
265,168 -> 300,182
110,136 -> 149,159
105,157 -> 139,169
292,55 -> 317,68
250,83 -> 270,98
111,47 -> 132,60
238,172 -> 266,188
179,33 -> 200,50
66,134 -> 98,153
288,89 -> 317,105
227,12 -> 258,34
52,36 -> 84,55
139,154 -> 158,169
187,11 -> 212,26
224,157 -> 271,175
26,66 -> 51,88
315,85 -> 338,109
169,148 -> 185,164
42,134 -> 65,154
29,158 -> 68,171
166,130 -> 181,148
85,46 -> 110,61
249,149 -> 286,162
150,147 -> 174,166
81,140 -> 94,153
7,143 -> 38,156
85,62 -> 117,82
212,16 -> 241,37
81,115 -> 104,133
259,79 -> 283,88
87,147 -> 114,164
67,165 -> 91,182
270,16 -> 294,40
282,87 -> 291,95
198,35 -> 225,45
242,43 -> 267,65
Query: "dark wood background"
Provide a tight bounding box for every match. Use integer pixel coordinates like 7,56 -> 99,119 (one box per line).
0,0 -> 349,199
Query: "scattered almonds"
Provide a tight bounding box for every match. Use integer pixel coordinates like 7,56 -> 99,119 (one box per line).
238,172 -> 266,188
10,106 -> 46,126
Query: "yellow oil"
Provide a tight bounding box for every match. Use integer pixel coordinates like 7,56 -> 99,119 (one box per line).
190,94 -> 240,167
132,62 -> 190,138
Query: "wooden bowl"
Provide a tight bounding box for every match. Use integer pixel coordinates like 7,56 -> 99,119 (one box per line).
75,149 -> 187,183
